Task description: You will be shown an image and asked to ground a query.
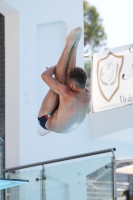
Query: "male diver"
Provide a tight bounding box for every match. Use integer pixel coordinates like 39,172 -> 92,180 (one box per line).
38,27 -> 91,133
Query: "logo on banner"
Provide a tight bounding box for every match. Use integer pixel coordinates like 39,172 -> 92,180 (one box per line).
97,52 -> 124,102
129,45 -> 133,53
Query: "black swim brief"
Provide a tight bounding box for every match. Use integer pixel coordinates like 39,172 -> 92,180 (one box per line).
38,115 -> 48,130
38,114 -> 52,130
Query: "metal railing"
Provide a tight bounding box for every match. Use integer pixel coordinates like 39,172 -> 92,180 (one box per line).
3,148 -> 116,173
3,148 -> 117,200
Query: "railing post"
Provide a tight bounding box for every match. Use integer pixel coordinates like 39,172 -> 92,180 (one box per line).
42,165 -> 46,200
6,173 -> 10,200
111,149 -> 117,200
2,168 -> 5,200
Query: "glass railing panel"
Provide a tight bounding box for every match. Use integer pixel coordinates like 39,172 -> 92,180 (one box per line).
44,156 -> 113,200
5,155 -> 114,200
5,169 -> 42,200
86,164 -> 113,200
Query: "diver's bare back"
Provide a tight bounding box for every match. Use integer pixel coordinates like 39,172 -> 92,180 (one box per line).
46,88 -> 90,133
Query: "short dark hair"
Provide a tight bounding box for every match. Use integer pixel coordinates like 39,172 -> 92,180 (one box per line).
69,67 -> 87,88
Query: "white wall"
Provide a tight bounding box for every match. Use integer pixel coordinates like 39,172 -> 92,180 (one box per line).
2,0 -> 133,168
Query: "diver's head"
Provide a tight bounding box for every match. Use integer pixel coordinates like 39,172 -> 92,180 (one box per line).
68,67 -> 87,91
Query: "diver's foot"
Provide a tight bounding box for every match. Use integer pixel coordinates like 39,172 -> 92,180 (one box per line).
73,27 -> 82,47
66,27 -> 82,47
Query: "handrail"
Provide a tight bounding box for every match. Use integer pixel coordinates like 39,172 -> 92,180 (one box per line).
3,148 -> 116,173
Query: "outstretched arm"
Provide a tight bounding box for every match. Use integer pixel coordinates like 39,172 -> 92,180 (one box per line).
41,66 -> 70,96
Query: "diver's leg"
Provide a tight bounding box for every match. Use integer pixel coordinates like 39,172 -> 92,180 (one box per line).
38,89 -> 58,117
38,27 -> 81,117
55,26 -> 82,83
65,27 -> 82,86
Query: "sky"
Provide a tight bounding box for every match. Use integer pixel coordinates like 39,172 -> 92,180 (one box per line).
87,0 -> 133,50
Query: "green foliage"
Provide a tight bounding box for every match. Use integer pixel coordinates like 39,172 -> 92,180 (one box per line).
84,0 -> 107,53
84,60 -> 91,88
84,1 -> 107,88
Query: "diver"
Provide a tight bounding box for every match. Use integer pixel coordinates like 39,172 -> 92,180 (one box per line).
38,27 -> 91,133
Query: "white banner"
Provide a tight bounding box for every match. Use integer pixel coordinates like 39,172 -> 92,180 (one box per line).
91,43 -> 133,112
